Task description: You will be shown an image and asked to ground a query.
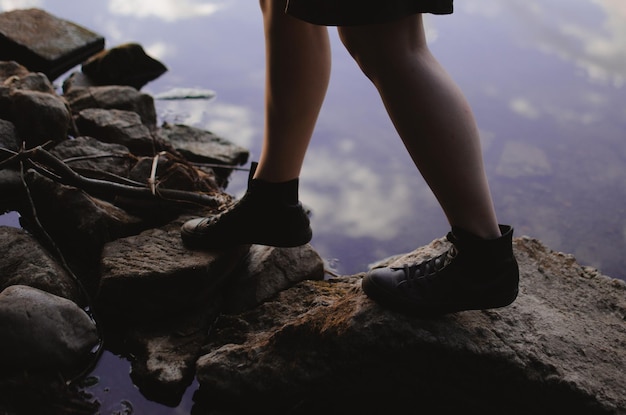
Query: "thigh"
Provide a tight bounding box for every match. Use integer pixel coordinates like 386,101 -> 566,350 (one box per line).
337,13 -> 427,70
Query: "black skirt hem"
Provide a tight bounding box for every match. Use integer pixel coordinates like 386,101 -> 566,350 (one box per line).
285,0 -> 453,26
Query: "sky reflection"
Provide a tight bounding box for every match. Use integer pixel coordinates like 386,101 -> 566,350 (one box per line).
465,0 -> 626,86
107,0 -> 223,22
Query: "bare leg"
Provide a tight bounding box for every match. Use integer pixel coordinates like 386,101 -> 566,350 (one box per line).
255,0 -> 331,182
180,1 -> 327,248
338,15 -> 500,239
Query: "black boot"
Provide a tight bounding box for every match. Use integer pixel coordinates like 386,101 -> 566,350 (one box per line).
181,163 -> 312,248
361,225 -> 519,316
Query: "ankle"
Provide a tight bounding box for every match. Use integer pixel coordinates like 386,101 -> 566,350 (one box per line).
248,177 -> 300,205
451,223 -> 503,240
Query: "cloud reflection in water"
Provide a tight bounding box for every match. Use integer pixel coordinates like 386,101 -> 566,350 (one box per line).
108,0 -> 224,22
463,0 -> 626,86
301,148 -> 438,241
156,99 -> 257,150
0,0 -> 41,10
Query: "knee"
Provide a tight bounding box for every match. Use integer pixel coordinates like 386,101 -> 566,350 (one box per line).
338,28 -> 382,80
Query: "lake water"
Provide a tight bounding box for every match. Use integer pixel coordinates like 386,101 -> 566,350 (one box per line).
1,0 -> 625,413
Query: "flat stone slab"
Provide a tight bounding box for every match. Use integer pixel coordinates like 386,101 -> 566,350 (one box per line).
0,8 -> 104,80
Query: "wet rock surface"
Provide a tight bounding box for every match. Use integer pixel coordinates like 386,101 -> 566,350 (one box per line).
195,237 -> 626,415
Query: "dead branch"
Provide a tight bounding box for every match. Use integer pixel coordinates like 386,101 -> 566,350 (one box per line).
1,145 -> 223,208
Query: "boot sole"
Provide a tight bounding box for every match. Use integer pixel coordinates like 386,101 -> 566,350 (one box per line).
361,273 -> 519,317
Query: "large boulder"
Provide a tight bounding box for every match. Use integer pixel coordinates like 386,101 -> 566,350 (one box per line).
194,237 -> 626,415
0,8 -> 104,80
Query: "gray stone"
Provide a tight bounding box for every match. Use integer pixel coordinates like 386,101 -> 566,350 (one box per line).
0,61 -> 30,82
96,219 -> 248,322
10,89 -> 70,146
75,108 -> 173,156
81,43 -> 167,89
0,62 -> 31,124
0,9 -> 104,80
0,285 -> 99,371
49,136 -> 135,179
65,85 -> 157,128
0,226 -> 81,302
195,237 -> 626,415
4,71 -> 56,94
157,123 -> 249,166
222,244 -> 325,314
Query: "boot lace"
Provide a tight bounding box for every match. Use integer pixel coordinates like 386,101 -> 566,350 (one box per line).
400,245 -> 458,287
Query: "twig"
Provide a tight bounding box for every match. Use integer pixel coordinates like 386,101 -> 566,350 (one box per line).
149,152 -> 165,195
190,161 -> 250,172
21,146 -> 222,207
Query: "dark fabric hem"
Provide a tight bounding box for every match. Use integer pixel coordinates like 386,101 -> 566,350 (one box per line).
285,0 -> 453,26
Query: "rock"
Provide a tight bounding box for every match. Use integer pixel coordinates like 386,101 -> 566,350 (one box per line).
1,61 -> 31,119
96,219 -> 248,323
75,108 -> 173,156
97,221 -> 325,405
0,226 -> 82,302
0,61 -> 30,82
0,118 -> 19,152
195,237 -> 626,415
222,244 -> 325,314
21,170 -> 146,291
64,85 -> 158,128
49,136 -> 135,179
3,71 -> 56,94
0,9 -> 104,80
158,122 -> 249,166
0,285 -> 99,372
81,43 -> 167,89
10,89 -> 71,146
111,310 -> 215,407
